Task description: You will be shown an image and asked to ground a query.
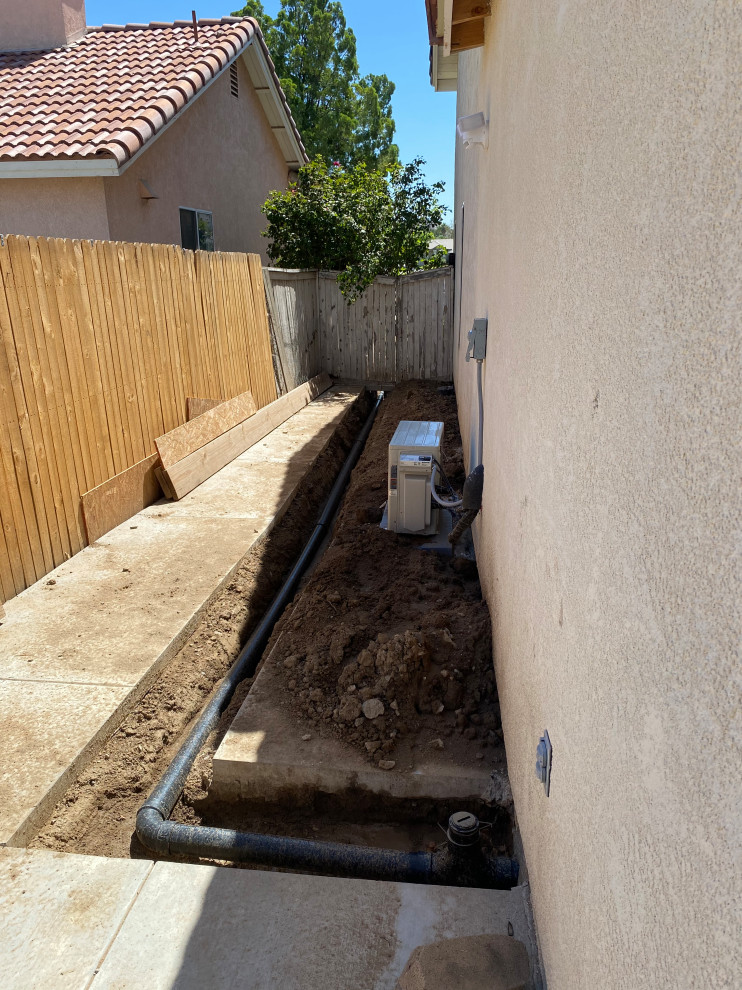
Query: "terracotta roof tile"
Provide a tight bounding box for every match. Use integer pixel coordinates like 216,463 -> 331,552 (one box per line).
0,17 -> 306,166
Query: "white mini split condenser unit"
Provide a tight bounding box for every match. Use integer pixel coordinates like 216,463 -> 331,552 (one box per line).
386,421 -> 444,535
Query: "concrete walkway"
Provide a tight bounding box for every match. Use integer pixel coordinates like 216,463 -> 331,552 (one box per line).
0,387 -> 361,847
0,847 -> 538,989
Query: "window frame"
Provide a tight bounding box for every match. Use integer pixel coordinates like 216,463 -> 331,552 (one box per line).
179,206 -> 215,252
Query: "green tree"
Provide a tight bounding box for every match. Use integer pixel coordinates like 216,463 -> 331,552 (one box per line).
233,0 -> 399,167
261,157 -> 448,301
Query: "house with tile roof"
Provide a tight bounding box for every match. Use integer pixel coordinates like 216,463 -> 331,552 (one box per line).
0,0 -> 307,257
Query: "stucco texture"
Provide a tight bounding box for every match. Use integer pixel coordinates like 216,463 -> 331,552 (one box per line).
0,177 -> 110,240
452,3 -> 741,988
103,55 -> 287,259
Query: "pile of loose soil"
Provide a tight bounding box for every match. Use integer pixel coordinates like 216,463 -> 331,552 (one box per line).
241,382 -> 504,773
30,390 -> 371,859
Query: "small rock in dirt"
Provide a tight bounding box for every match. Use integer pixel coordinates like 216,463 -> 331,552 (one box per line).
338,695 -> 362,723
46,579 -> 56,586
362,698 -> 385,720
378,760 -> 396,770
433,701 -> 445,715
283,657 -> 297,669
326,591 -> 342,604
476,752 -> 485,760
390,700 -> 400,715
354,716 -> 365,727
429,738 -> 444,750
365,741 -> 381,754
302,734 -> 312,741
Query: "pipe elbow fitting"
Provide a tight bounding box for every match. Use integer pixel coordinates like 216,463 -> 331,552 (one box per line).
136,805 -> 171,856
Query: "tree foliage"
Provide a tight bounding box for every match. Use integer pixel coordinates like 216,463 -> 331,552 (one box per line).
261,157 -> 449,301
233,0 -> 398,167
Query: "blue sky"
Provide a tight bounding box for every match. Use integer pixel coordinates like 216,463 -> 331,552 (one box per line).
84,1 -> 457,213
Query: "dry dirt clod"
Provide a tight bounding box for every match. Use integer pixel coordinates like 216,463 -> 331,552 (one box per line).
362,698 -> 385,720
430,738 -> 444,750
378,760 -> 396,770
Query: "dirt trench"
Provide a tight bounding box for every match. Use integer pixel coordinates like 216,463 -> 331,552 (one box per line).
32,382 -> 511,862
30,390 -> 372,859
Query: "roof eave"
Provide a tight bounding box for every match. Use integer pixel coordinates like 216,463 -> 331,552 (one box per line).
0,158 -> 121,178
430,45 -> 459,93
241,23 -> 308,168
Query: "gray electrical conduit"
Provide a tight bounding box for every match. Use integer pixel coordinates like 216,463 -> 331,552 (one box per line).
136,390 -> 518,888
476,359 -> 484,466
430,361 -> 484,510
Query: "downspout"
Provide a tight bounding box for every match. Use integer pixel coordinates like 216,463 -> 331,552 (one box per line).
136,390 -> 517,888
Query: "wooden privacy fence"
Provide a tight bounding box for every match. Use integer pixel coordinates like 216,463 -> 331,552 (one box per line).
265,266 -> 453,387
0,235 -> 276,603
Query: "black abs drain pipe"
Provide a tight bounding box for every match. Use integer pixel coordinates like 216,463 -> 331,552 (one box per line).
136,390 -> 518,889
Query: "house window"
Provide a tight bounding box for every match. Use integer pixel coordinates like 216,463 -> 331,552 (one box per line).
230,63 -> 239,98
180,208 -> 215,252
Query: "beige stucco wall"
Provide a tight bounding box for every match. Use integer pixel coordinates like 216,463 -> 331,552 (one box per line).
453,3 -> 740,988
0,176 -> 110,240
0,0 -> 86,51
104,55 -> 289,260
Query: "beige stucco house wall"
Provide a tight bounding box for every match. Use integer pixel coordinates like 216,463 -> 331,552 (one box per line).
0,58 -> 289,260
0,176 -> 110,240
451,2 -> 740,987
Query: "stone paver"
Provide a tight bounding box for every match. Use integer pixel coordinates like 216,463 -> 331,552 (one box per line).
0,848 -> 152,990
0,388 -> 360,846
396,933 -> 530,990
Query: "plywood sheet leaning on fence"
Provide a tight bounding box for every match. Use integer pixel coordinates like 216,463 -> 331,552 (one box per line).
160,373 -> 332,501
155,390 -> 257,471
186,397 -> 224,421
81,454 -> 162,544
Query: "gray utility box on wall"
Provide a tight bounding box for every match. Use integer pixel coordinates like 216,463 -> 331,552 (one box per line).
386,420 -> 443,536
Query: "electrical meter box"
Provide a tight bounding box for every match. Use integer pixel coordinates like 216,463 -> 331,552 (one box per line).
386,420 -> 443,535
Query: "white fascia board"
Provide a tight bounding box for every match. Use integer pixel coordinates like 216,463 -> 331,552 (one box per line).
241,44 -> 306,168
431,47 -> 458,93
443,0 -> 454,57
0,158 -> 120,178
